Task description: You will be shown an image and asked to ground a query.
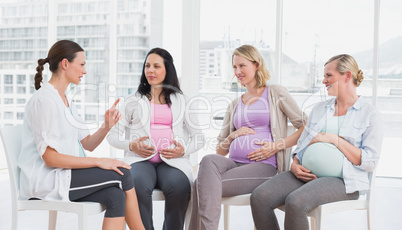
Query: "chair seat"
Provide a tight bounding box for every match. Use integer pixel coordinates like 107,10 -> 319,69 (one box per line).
221,194 -> 251,206
152,189 -> 165,201
18,200 -> 104,214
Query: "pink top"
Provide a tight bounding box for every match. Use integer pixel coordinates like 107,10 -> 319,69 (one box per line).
148,102 -> 174,163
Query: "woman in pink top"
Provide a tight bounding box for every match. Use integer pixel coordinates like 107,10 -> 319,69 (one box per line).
108,48 -> 205,230
190,45 -> 307,230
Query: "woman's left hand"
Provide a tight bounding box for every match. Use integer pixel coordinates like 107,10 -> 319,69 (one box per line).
104,98 -> 121,129
247,141 -> 280,161
309,132 -> 337,145
160,140 -> 185,160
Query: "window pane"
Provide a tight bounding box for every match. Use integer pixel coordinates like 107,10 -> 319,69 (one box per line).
283,0 -> 373,96
199,0 -> 276,162
376,0 -> 402,178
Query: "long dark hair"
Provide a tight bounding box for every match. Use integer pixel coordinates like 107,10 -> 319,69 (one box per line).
137,48 -> 182,105
35,40 -> 84,90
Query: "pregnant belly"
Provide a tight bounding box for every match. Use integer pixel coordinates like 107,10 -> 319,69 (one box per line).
302,142 -> 344,178
150,125 -> 173,151
229,133 -> 272,162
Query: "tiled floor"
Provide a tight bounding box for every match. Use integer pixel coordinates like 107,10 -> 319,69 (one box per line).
0,168 -> 401,230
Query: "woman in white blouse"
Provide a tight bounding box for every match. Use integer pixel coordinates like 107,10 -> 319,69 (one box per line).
107,48 -> 205,230
18,40 -> 145,230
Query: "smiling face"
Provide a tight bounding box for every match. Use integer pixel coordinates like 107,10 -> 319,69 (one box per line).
232,55 -> 259,87
323,60 -> 346,96
65,51 -> 86,85
144,53 -> 166,86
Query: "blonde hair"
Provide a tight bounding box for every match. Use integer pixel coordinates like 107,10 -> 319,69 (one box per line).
232,45 -> 270,88
325,54 -> 364,87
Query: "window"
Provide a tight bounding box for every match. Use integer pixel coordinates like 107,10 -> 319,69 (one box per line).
17,75 -> 26,84
4,86 -> 13,94
4,74 -> 13,84
375,0 -> 402,178
4,98 -> 13,104
4,112 -> 13,119
17,98 -> 26,104
17,86 -> 26,94
198,0 -> 277,159
17,112 -> 24,120
282,0 -> 373,96
85,114 -> 96,121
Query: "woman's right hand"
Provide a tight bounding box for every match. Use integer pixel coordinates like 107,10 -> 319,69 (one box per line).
229,127 -> 256,140
97,158 -> 131,175
290,159 -> 317,182
129,136 -> 156,158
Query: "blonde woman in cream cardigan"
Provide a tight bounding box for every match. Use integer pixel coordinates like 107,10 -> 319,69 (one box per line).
107,48 -> 204,230
190,45 -> 307,230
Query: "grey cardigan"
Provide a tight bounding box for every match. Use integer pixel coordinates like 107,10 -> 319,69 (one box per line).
217,84 -> 307,173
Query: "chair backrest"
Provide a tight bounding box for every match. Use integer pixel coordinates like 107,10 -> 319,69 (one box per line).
0,125 -> 23,202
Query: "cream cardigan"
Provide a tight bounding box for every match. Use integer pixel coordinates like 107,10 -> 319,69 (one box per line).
217,84 -> 307,173
107,93 -> 205,183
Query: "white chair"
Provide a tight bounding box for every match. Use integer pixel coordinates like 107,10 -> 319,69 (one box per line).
221,194 -> 255,230
277,170 -> 377,230
221,125 -> 296,230
1,125 -> 105,230
222,171 -> 376,230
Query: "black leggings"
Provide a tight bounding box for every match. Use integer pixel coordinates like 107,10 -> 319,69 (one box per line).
131,161 -> 191,230
69,167 -> 134,218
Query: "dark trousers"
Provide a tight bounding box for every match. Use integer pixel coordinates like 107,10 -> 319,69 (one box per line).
130,161 -> 191,230
69,167 -> 134,217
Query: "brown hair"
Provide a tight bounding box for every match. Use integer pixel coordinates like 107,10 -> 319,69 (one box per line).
35,40 -> 84,90
325,54 -> 364,87
232,45 -> 271,88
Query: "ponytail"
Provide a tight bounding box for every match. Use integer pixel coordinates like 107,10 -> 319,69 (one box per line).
35,58 -> 48,90
34,40 -> 84,90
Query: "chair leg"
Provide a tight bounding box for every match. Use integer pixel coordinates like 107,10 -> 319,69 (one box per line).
48,211 -> 57,230
184,201 -> 192,230
78,213 -> 87,230
314,214 -> 324,230
367,209 -> 374,230
310,217 -> 316,230
11,209 -> 18,230
223,205 -> 230,230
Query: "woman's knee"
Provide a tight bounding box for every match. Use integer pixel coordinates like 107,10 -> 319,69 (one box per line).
199,154 -> 221,166
163,177 -> 191,200
118,167 -> 134,189
284,192 -> 308,213
251,184 -> 271,207
103,188 -> 126,218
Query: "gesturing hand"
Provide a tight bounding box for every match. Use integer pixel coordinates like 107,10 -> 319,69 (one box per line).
97,158 -> 131,175
104,98 -> 121,129
247,141 -> 279,161
160,140 -> 185,160
129,136 -> 156,158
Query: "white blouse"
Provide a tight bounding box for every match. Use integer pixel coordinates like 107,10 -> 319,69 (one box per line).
18,82 -> 89,201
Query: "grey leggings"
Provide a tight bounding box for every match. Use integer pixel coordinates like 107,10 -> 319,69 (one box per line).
190,154 -> 277,230
69,167 -> 134,218
250,171 -> 359,230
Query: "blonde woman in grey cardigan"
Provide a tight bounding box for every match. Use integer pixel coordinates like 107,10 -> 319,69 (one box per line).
190,45 -> 307,230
